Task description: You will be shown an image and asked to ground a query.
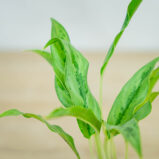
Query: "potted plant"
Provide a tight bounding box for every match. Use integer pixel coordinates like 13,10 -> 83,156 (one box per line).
0,0 -> 158,158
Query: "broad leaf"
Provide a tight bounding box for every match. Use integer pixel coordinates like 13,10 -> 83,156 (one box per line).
46,106 -> 102,132
107,118 -> 142,157
107,57 -> 159,125
0,109 -> 80,159
100,0 -> 142,75
45,38 -> 101,138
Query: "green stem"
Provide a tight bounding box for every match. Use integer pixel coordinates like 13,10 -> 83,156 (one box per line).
89,136 -> 95,159
125,140 -> 128,159
99,75 -> 104,111
95,132 -> 105,159
111,136 -> 117,159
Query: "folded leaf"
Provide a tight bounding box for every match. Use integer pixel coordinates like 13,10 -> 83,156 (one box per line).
101,0 -> 142,76
0,109 -> 80,159
107,57 -> 159,125
107,118 -> 142,157
46,106 -> 102,132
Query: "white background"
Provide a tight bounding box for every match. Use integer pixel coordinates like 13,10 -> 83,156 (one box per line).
0,0 -> 159,52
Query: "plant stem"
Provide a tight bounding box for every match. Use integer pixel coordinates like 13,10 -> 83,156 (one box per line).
89,136 -> 95,159
125,140 -> 128,159
99,75 -> 104,111
111,136 -> 117,159
95,132 -> 105,159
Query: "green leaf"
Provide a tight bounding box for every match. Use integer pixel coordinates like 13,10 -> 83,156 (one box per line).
107,118 -> 142,157
45,38 -> 101,138
134,101 -> 152,121
150,91 -> 159,102
100,0 -> 142,76
133,67 -> 159,113
0,109 -> 80,159
107,57 -> 159,125
50,18 -> 70,42
31,50 -> 53,65
46,106 -> 102,132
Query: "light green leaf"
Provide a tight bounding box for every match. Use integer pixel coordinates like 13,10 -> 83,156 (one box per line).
107,118 -> 142,157
107,57 -> 159,125
0,109 -> 80,159
100,0 -> 142,76
133,66 -> 159,113
31,50 -> 53,65
46,106 -> 102,132
45,38 -> 101,138
50,18 -> 70,42
134,101 -> 152,121
150,91 -> 159,102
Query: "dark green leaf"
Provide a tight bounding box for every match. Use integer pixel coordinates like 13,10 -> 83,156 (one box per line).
107,118 -> 142,157
107,57 -> 159,125
46,106 -> 102,132
0,109 -> 80,159
100,0 -> 142,75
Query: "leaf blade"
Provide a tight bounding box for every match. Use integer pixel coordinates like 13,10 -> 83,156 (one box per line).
107,57 -> 159,125
46,106 -> 102,132
107,118 -> 142,157
100,0 -> 143,75
31,49 -> 53,65
0,109 -> 80,159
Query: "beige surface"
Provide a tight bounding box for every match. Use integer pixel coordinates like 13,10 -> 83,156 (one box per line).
0,52 -> 159,159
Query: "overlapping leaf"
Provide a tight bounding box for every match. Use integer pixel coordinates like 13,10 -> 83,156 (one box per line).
0,109 -> 80,159
100,0 -> 142,75
106,118 -> 142,157
45,38 -> 101,138
46,106 -> 102,132
31,19 -> 101,138
107,57 -> 159,125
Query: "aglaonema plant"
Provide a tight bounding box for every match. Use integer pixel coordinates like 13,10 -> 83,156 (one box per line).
0,0 -> 159,158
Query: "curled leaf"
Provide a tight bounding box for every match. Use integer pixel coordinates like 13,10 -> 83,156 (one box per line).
0,109 -> 80,159
46,106 -> 102,132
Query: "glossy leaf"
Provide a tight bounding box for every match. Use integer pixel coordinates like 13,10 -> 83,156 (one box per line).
107,57 -> 159,125
45,37 -> 101,138
46,106 -> 102,132
101,0 -> 142,75
107,119 -> 142,157
0,109 -> 80,159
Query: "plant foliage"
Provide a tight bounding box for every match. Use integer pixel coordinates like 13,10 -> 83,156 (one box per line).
0,0 -> 159,158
